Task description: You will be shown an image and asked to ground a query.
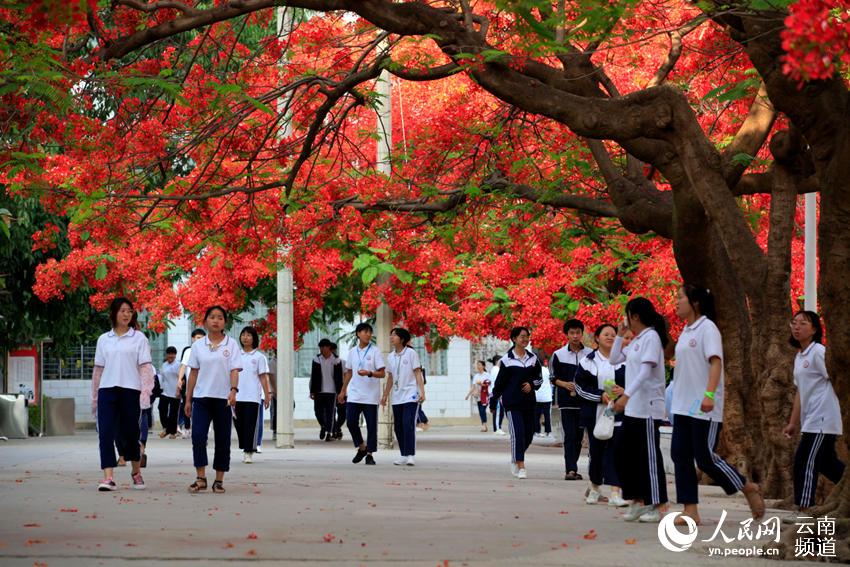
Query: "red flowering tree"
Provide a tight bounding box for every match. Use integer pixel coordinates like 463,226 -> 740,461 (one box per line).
4,1 -> 850,551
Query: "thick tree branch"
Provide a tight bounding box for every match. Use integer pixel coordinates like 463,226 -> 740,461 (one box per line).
114,0 -> 200,16
722,82 -> 776,186
386,62 -> 461,82
647,16 -> 707,88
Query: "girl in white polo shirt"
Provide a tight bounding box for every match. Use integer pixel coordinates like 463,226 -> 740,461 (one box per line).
235,326 -> 270,464
671,285 -> 764,524
610,297 -> 668,523
91,297 -> 155,491
185,306 -> 243,493
381,327 -> 425,466
784,310 -> 844,511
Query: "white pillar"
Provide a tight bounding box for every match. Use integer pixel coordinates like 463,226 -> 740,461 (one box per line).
275,7 -> 295,449
804,192 -> 817,312
376,65 -> 394,449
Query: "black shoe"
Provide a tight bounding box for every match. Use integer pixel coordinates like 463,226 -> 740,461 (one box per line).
365,454 -> 376,465
352,447 -> 368,463
333,430 -> 342,440
320,428 -> 326,440
324,432 -> 333,442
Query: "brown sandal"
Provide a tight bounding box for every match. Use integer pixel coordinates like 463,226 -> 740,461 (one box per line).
212,480 -> 225,493
188,477 -> 207,493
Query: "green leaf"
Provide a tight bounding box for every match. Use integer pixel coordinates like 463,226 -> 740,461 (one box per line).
362,266 -> 379,284
94,264 -> 108,280
493,288 -> 510,302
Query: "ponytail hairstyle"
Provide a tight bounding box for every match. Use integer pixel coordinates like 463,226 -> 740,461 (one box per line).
682,284 -> 717,322
789,310 -> 823,348
625,297 -> 669,348
390,327 -> 412,346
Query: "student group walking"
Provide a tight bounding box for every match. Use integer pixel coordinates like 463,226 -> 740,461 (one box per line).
92,288 -> 843,523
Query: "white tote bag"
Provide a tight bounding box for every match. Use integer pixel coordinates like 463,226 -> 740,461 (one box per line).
593,401 -> 616,441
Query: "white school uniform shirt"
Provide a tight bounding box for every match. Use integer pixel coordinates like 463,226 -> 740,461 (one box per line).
180,347 -> 192,367
159,359 -> 181,398
535,365 -> 553,403
387,346 -> 422,405
345,343 -> 386,405
617,327 -> 666,420
471,372 -> 490,401
579,351 -> 624,425
237,349 -> 269,403
795,342 -> 842,435
187,335 -> 243,399
94,328 -> 152,391
672,316 -> 725,422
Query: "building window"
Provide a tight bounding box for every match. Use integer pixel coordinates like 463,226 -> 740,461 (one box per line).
411,336 -> 448,377
295,325 -> 341,377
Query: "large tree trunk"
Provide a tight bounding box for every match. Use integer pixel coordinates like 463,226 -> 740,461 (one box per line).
797,123 -> 850,561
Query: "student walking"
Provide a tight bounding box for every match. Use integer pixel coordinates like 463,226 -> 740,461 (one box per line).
671,285 -> 764,524
784,310 -> 845,513
339,323 -> 386,465
492,327 -> 543,479
611,298 -> 669,523
235,326 -> 270,464
91,297 -> 155,491
158,347 -> 181,439
489,356 -> 506,434
550,319 -> 593,480
534,366 -> 553,438
177,328 -> 206,438
331,342 -> 347,440
185,306 -> 243,493
466,361 -> 490,432
310,338 -> 344,441
575,324 -> 628,507
381,327 -> 425,466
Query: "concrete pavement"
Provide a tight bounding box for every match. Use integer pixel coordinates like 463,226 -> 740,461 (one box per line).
0,426 -> 797,566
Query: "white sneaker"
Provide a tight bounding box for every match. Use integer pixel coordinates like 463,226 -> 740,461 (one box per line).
623,503 -> 654,522
511,463 -> 519,477
495,429 -> 506,436
608,493 -> 629,507
586,489 -> 602,504
544,432 -> 553,439
256,445 -> 262,454
533,432 -> 542,438
244,452 -> 253,464
516,468 -> 527,479
639,508 -> 661,523
393,457 -> 408,466
405,456 -> 415,466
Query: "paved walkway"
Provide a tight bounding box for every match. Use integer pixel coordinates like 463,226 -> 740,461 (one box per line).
0,426 -> 796,566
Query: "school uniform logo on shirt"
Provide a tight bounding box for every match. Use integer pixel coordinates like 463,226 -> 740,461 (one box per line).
803,360 -> 810,368
223,349 -> 231,357
402,359 -> 409,365
633,344 -> 640,352
688,339 -> 697,348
